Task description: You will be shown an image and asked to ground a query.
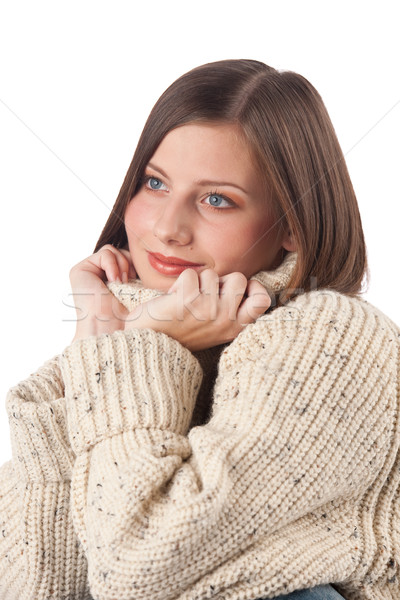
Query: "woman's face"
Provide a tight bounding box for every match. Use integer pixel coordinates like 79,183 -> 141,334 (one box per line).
124,122 -> 293,291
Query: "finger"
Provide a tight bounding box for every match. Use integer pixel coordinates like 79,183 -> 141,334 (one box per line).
167,268 -> 199,297
236,280 -> 271,325
98,246 -> 133,282
96,248 -> 123,282
197,268 -> 219,320
118,248 -> 137,280
218,272 -> 248,321
106,246 -> 135,282
198,268 -> 219,295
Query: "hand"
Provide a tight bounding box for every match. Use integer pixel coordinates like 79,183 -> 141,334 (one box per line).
125,268 -> 271,351
69,244 -> 136,342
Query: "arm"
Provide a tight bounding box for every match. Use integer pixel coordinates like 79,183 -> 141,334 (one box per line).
0,244 -> 138,598
60,290 -> 398,600
0,355 -> 90,599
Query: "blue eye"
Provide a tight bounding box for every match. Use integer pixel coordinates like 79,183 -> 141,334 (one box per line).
205,193 -> 232,209
143,175 -> 167,191
148,177 -> 164,190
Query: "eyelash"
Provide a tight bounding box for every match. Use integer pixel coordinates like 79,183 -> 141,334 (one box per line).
141,174 -> 235,212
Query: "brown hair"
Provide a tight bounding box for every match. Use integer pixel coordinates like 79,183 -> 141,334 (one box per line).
94,59 -> 369,303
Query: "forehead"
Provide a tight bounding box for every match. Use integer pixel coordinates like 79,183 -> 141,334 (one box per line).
150,122 -> 258,183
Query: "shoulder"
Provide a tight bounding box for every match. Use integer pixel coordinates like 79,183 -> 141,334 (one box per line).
262,288 -> 399,329
219,289 -> 400,371
247,288 -> 399,342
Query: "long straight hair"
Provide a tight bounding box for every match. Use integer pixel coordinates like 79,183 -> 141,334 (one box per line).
94,59 -> 369,302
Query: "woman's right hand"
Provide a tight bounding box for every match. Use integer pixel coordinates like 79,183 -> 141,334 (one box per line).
69,244 -> 136,343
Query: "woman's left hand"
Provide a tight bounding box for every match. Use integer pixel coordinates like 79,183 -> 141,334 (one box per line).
124,268 -> 271,351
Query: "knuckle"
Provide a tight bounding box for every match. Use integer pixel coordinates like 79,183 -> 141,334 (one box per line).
229,272 -> 248,288
182,267 -> 198,280
119,247 -> 131,258
69,263 -> 81,276
261,294 -> 272,308
236,272 -> 248,284
228,271 -> 245,280
120,254 -> 130,268
97,245 -> 115,258
253,288 -> 271,307
202,267 -> 217,276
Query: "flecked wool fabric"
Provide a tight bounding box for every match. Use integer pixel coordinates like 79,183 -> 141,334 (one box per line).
1,251 -> 400,600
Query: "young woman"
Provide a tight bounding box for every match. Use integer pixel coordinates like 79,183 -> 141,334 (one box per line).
0,59 -> 398,600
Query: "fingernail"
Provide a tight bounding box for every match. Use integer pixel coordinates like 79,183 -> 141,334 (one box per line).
122,272 -> 128,283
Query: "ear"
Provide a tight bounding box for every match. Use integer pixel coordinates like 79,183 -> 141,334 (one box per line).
281,228 -> 297,252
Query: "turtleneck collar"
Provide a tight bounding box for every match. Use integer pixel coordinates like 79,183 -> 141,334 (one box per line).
106,252 -> 298,427
249,251 -> 298,296
106,251 -> 298,313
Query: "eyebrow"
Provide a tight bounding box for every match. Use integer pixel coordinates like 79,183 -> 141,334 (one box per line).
147,162 -> 249,195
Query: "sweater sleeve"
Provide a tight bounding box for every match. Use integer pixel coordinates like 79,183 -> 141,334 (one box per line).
59,290 -> 398,600
0,355 -> 90,599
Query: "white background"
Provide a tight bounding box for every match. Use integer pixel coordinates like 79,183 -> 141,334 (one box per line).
0,0 -> 399,463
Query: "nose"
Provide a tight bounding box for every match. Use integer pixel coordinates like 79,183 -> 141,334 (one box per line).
152,194 -> 193,245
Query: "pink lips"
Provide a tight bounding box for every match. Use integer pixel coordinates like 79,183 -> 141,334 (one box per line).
149,253 -> 203,266
147,252 -> 204,276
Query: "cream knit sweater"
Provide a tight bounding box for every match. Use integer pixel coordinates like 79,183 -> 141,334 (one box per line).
1,252 -> 399,600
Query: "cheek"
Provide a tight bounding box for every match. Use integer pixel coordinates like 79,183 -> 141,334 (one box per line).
222,218 -> 280,269
124,197 -> 151,239
234,219 -> 276,252
203,224 -> 259,271
248,215 -> 280,249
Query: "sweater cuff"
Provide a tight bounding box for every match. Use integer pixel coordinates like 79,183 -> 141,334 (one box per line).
6,396 -> 75,482
60,328 -> 203,454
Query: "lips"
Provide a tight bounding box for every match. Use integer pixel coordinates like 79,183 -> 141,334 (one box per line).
147,252 -> 204,276
149,253 -> 203,266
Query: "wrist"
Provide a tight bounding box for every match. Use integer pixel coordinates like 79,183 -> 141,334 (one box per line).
61,328 -> 203,452
73,316 -> 124,342
123,304 -> 156,333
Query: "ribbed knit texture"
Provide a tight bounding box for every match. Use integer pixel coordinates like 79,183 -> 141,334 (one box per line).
0,356 -> 91,599
1,251 -> 400,600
